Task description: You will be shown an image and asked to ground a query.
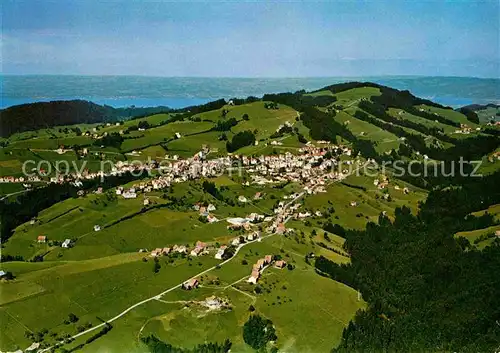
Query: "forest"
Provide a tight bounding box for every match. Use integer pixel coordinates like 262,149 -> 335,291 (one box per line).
315,171 -> 500,352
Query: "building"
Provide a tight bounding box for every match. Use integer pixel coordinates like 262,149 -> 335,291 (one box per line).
123,191 -> 137,199
215,246 -> 227,260
238,195 -> 248,203
231,238 -> 241,246
151,248 -> 163,257
264,255 -> 273,264
162,247 -> 171,255
275,223 -> 286,235
275,260 -> 287,269
94,225 -> 101,232
37,235 -> 47,243
173,245 -> 187,253
207,214 -> 219,223
247,270 -> 260,284
227,217 -> 249,226
182,278 -> 199,290
61,239 -> 73,248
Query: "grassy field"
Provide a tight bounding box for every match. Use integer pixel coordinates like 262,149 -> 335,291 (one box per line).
335,111 -> 401,153
333,87 -> 381,107
120,121 -> 213,152
303,173 -> 427,230
52,234 -> 364,353
0,170 -> 367,353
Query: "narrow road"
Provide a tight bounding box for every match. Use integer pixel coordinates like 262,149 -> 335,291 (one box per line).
33,162 -> 370,353
36,191 -> 306,353
0,189 -> 30,201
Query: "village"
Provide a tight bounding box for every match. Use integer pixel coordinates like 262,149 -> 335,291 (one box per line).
27,141 -> 369,260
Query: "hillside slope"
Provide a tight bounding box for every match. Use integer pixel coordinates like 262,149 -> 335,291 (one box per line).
0,100 -> 171,137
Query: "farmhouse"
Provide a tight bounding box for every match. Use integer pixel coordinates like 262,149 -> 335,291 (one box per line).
215,246 -> 227,260
94,225 -> 101,232
275,223 -> 286,235
123,191 -> 137,199
190,241 -> 207,257
207,214 -> 219,223
61,239 -> 73,248
238,195 -> 248,203
275,260 -> 287,269
37,235 -> 47,243
173,244 -> 187,253
182,278 -> 199,290
151,248 -> 163,257
231,238 -> 241,246
247,270 -> 260,284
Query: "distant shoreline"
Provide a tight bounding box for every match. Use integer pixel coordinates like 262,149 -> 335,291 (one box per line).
2,75 -> 499,109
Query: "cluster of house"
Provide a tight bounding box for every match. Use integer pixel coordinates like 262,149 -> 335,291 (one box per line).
0,176 -> 42,184
36,235 -> 73,248
454,123 -> 482,135
193,203 -> 219,223
149,244 -> 189,257
374,175 -> 410,194
374,175 -> 390,189
149,241 -> 230,260
4,140 -> 354,199
247,254 -> 287,284
488,151 -> 500,163
243,147 -> 351,187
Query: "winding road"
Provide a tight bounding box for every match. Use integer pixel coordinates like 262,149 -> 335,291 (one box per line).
35,190 -> 306,353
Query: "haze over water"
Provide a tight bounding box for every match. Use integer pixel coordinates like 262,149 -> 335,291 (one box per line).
1,75 -> 499,109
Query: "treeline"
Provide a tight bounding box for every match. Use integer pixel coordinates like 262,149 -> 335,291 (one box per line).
262,90 -> 337,110
173,99 -> 227,118
315,171 -> 500,352
213,118 -> 238,132
226,130 -> 256,152
141,335 -> 232,353
0,100 -> 173,137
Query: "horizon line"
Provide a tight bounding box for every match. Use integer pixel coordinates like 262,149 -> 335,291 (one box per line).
2,74 -> 500,80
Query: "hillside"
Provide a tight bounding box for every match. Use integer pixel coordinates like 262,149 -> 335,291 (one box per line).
0,100 -> 171,137
0,82 -> 499,353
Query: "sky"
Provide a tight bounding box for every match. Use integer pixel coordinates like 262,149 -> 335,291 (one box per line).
1,0 -> 499,78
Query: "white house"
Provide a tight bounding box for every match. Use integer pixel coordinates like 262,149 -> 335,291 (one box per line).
94,225 -> 101,232
62,239 -> 73,248
215,246 -> 227,260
